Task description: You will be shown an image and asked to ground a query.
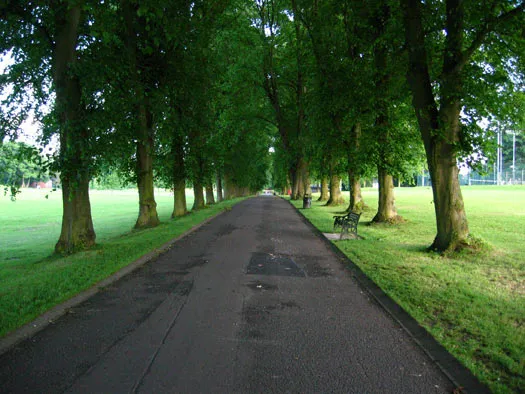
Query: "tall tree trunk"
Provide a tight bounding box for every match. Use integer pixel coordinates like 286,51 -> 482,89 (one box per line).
302,160 -> 310,197
205,183 -> 215,205
326,174 -> 344,206
428,140 -> 468,250
292,157 -> 308,200
171,157 -> 187,218
293,176 -> 304,200
291,0 -> 309,201
318,177 -> 329,201
171,131 -> 187,217
193,182 -> 205,210
347,170 -> 364,213
191,150 -> 206,209
301,159 -> 312,199
54,5 -> 96,254
223,173 -> 236,199
216,171 -> 223,202
135,103 -> 159,228
223,176 -> 231,199
172,180 -> 187,218
402,0 -> 469,252
373,167 -> 398,222
56,172 -> 95,253
123,1 -> 159,229
290,166 -> 298,200
345,123 -> 365,212
371,11 -> 398,224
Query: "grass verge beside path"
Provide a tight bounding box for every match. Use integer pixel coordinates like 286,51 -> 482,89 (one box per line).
0,190 -> 246,338
290,186 -> 524,394
0,189 -> 192,265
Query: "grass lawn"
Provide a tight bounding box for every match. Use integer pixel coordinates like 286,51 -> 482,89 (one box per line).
290,186 -> 525,394
0,188 -> 245,338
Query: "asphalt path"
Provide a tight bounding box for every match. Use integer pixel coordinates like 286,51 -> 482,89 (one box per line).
1,196 -> 464,393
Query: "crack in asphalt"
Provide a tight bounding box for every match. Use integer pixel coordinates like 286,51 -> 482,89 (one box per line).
131,278 -> 195,394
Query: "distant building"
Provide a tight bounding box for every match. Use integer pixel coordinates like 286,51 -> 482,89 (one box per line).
30,180 -> 53,189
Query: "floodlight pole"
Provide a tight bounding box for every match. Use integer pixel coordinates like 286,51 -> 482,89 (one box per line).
498,131 -> 504,185
496,131 -> 500,185
512,132 -> 516,183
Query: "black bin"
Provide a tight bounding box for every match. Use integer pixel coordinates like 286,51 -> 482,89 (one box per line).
303,195 -> 312,209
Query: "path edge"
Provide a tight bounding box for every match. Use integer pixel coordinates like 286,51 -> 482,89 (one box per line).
287,198 -> 491,394
0,208 -> 229,357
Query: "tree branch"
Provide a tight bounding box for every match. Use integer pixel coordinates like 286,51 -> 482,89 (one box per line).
0,1 -> 55,49
456,2 -> 525,71
253,114 -> 277,127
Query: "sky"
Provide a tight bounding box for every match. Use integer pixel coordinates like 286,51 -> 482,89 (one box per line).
1,52 -> 57,151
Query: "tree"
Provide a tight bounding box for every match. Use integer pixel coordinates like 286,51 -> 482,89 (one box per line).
295,0 -> 375,211
365,2 -> 424,223
120,0 -> 166,228
1,1 -> 100,253
401,0 -> 525,251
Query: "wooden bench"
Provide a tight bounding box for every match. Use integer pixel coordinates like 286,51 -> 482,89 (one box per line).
333,211 -> 361,239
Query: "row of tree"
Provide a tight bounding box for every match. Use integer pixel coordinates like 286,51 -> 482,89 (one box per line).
1,0 -> 272,254
255,0 -> 524,252
1,0 -> 523,254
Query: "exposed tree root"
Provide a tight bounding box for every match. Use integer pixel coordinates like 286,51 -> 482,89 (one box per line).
370,215 -> 407,225
431,235 -> 490,256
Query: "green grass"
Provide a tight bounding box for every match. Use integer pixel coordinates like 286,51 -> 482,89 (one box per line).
291,186 -> 525,394
0,188 -> 246,337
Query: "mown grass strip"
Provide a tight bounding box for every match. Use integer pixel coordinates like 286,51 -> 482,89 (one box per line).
290,186 -> 524,394
0,189 -> 246,338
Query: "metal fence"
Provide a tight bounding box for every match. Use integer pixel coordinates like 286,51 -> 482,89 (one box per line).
415,165 -> 524,187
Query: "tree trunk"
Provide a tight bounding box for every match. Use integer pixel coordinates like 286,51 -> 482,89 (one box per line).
326,174 -> 344,206
56,173 -> 96,253
134,104 -> 160,229
123,1 -> 159,229
172,180 -> 187,218
318,177 -> 329,201
223,173 -> 236,199
290,166 -> 299,200
192,182 -> 205,210
345,123 -> 365,212
302,160 -> 310,197
53,5 -> 96,254
205,183 -> 215,205
291,157 -> 308,200
171,132 -> 187,218
216,171 -> 223,202
295,171 -> 304,199
402,0 -> 469,252
371,13 -> 398,224
347,171 -> 364,212
373,167 -> 398,222
427,134 -> 469,251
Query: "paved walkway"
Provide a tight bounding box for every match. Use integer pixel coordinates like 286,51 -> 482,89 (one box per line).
1,197 -> 471,393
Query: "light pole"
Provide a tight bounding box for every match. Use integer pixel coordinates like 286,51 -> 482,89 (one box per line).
512,132 -> 516,183
496,131 -> 501,184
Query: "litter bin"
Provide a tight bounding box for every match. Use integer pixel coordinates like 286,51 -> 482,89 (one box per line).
303,195 -> 312,209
